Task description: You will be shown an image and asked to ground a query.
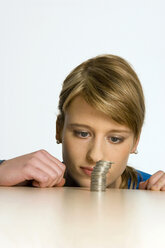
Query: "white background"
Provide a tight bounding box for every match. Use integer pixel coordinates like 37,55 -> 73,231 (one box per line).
0,0 -> 165,174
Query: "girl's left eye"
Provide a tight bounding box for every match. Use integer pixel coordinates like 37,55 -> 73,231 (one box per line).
109,137 -> 123,143
74,131 -> 90,138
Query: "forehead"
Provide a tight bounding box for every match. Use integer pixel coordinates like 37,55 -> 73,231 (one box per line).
65,95 -> 108,121
64,96 -> 131,132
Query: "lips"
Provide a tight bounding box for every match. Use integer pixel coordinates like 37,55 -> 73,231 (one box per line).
80,166 -> 94,176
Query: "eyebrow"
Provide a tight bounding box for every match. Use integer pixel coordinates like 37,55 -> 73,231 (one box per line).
67,123 -> 131,133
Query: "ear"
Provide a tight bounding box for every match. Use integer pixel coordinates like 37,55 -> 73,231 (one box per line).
130,135 -> 140,154
56,115 -> 64,143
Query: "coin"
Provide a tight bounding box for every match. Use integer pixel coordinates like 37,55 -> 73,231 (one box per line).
90,160 -> 114,191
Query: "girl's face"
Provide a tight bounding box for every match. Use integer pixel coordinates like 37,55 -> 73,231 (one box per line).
58,95 -> 139,188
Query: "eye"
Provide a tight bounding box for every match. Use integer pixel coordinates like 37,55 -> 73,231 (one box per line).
109,136 -> 123,144
74,130 -> 90,138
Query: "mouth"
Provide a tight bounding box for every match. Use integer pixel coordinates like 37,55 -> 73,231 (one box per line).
80,166 -> 94,176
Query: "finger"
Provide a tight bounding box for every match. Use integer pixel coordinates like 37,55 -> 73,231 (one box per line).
147,171 -> 164,190
139,180 -> 149,190
33,177 -> 66,188
160,186 -> 165,191
34,152 -> 65,182
38,150 -> 66,170
24,166 -> 49,187
56,178 -> 66,187
27,157 -> 63,186
150,173 -> 165,191
49,173 -> 64,187
42,156 -> 65,185
32,180 -> 48,188
32,180 -> 40,187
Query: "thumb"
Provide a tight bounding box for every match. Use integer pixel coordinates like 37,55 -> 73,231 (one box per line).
56,178 -> 66,187
139,180 -> 148,190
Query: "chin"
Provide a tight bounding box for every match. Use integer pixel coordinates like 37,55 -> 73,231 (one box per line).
78,178 -> 91,188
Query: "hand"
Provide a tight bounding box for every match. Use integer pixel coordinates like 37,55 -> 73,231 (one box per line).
139,170 -> 165,191
0,150 -> 66,188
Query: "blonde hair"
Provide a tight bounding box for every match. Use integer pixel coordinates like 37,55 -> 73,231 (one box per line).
57,54 -> 145,189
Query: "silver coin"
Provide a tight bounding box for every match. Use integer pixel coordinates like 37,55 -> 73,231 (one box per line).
90,160 -> 114,192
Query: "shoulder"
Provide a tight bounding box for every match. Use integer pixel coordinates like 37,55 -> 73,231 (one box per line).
136,169 -> 151,181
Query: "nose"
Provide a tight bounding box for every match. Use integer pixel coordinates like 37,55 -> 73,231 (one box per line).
86,138 -> 105,164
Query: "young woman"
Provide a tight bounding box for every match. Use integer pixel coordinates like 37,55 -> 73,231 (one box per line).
0,54 -> 165,190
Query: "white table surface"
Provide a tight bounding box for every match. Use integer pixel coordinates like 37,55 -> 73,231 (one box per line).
0,186 -> 165,248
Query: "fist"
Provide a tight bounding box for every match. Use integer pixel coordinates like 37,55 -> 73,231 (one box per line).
0,150 -> 66,188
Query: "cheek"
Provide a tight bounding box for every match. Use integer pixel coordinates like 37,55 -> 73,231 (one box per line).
62,133 -> 86,162
106,147 -> 131,185
120,147 -> 130,162
111,144 -> 132,166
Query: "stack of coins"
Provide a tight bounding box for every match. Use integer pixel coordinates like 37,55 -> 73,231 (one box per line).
90,160 -> 113,192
